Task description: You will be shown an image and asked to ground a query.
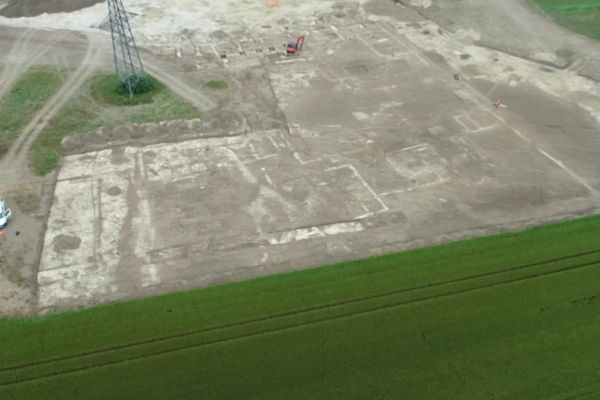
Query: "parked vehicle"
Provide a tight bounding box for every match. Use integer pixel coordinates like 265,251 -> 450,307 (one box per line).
0,198 -> 12,229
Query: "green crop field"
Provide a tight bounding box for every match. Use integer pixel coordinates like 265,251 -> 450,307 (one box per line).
1,216 -> 600,399
530,0 -> 600,39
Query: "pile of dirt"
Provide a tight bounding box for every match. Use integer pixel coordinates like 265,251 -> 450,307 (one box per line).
0,0 -> 104,18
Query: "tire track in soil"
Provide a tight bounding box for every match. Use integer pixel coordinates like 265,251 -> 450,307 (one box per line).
0,34 -> 101,183
0,29 -> 55,101
0,32 -> 101,318
144,60 -> 217,112
0,29 -> 35,100
1,249 -> 599,386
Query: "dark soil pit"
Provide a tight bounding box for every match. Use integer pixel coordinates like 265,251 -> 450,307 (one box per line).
52,234 -> 82,252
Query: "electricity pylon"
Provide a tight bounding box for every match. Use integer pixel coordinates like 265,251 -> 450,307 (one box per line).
108,0 -> 150,97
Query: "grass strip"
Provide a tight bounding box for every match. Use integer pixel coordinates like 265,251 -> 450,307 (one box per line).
0,66 -> 64,155
205,79 -> 228,90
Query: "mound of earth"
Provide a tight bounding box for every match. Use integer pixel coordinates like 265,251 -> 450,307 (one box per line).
0,0 -> 104,18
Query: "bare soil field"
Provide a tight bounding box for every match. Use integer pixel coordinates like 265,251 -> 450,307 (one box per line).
402,0 -> 600,80
0,0 -> 103,18
0,0 -> 599,314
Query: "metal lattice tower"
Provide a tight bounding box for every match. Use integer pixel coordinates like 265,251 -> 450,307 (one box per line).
108,0 -> 150,97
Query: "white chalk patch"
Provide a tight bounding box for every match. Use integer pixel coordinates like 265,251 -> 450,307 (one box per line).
453,114 -> 496,133
454,89 -> 476,103
489,112 -> 531,143
380,101 -> 403,110
355,35 -> 384,58
293,151 -> 321,165
37,263 -> 112,306
245,154 -> 279,163
358,203 -> 373,220
578,102 -> 600,125
322,222 -> 364,235
218,147 -> 257,184
260,246 -> 269,263
141,264 -> 161,288
353,111 -> 371,121
399,143 -> 428,153
409,0 -> 432,8
537,148 -> 598,196
268,221 -> 364,245
248,143 -> 260,159
275,58 -> 307,64
381,178 -> 449,197
326,164 -> 389,216
267,133 -> 283,150
373,22 -> 429,66
135,192 -> 158,279
261,167 -> 274,185
137,151 -> 147,180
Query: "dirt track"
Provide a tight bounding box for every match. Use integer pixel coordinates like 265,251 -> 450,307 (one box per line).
1,35 -> 101,182
0,30 -> 45,99
0,27 -> 108,316
0,0 -> 103,18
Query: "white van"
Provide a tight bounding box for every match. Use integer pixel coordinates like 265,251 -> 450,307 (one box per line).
0,198 -> 12,229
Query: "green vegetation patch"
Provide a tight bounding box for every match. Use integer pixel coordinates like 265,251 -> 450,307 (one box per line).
29,73 -> 200,175
91,74 -> 158,106
0,66 -> 64,155
205,79 -> 228,90
1,216 -> 600,399
529,0 -> 600,40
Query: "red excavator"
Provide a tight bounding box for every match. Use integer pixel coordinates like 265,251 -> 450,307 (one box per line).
286,35 -> 305,55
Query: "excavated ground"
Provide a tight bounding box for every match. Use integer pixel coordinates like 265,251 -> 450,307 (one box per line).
0,0 -> 104,18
